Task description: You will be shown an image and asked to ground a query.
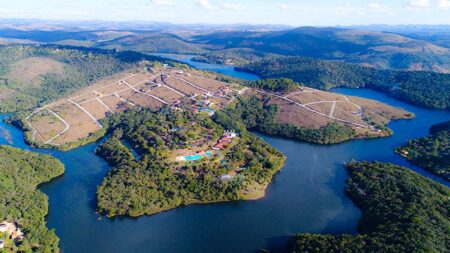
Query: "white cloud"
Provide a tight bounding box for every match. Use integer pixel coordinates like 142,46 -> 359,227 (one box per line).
279,4 -> 291,11
151,0 -> 173,6
407,0 -> 431,9
222,3 -> 246,11
368,3 -> 382,9
438,0 -> 450,8
198,0 -> 215,10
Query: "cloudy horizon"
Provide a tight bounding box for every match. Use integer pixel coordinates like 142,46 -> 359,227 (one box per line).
0,0 -> 449,26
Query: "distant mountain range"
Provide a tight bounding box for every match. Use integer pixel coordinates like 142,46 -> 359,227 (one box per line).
0,19 -> 449,72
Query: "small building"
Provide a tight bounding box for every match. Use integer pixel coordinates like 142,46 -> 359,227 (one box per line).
0,239 -> 4,249
223,130 -> 237,138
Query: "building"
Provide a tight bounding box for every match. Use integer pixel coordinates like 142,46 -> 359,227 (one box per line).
0,239 -> 4,249
223,130 -> 237,138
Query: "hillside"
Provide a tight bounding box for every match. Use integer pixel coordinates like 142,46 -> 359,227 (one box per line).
97,32 -> 206,54
193,27 -> 450,72
238,57 -> 450,110
96,108 -> 285,217
0,44 -> 166,112
290,161 -> 450,253
0,145 -> 64,252
1,26 -> 449,72
214,79 -> 412,145
396,121 -> 450,181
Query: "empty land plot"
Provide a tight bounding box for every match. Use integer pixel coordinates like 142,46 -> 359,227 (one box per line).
333,106 -> 366,125
306,102 -> 333,115
164,77 -> 204,95
49,101 -> 101,145
69,71 -> 134,99
100,95 -> 126,112
28,110 -> 66,142
123,72 -> 149,85
147,86 -> 184,104
96,82 -> 129,95
269,97 -> 333,128
179,74 -> 225,91
80,100 -> 110,120
290,91 -> 346,105
349,96 -> 408,120
127,92 -> 164,108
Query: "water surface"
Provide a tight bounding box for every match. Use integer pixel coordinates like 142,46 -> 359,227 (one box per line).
0,58 -> 448,252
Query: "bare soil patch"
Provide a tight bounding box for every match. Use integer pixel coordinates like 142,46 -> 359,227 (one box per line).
28,110 -> 66,142
49,101 -> 101,145
80,100 -> 109,120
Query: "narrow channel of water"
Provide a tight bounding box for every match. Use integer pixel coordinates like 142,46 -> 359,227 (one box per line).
0,54 -> 448,253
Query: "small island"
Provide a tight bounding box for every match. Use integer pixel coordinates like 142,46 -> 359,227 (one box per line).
396,120 -> 450,181
0,145 -> 64,252
96,108 -> 285,217
289,161 -> 450,253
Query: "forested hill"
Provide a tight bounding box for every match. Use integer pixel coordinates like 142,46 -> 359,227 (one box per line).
238,57 -> 450,110
0,145 -> 64,252
396,120 -> 450,181
290,161 -> 450,253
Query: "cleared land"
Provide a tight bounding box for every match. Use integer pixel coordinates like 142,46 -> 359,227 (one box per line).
248,87 -> 412,135
25,66 -> 411,149
26,67 -> 235,147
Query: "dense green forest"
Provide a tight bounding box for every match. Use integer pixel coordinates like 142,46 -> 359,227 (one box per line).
396,121 -> 450,181
0,145 -> 64,252
96,108 -> 284,217
290,161 -> 450,253
0,44 -> 167,112
213,95 -> 357,144
238,57 -> 450,109
244,78 -> 302,93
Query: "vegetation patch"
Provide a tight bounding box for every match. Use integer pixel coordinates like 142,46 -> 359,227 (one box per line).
289,161 -> 450,253
238,56 -> 450,109
96,108 -> 285,217
0,145 -> 64,252
396,120 -> 450,181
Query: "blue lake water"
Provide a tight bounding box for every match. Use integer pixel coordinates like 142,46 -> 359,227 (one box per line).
0,56 -> 448,253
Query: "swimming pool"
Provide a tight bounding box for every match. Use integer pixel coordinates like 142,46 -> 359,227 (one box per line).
182,151 -> 214,161
185,154 -> 203,161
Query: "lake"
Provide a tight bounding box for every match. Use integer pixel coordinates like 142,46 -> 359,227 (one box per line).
0,55 -> 448,253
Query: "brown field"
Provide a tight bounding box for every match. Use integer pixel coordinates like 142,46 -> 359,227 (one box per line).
307,102 -> 333,115
28,110 -> 66,142
289,90 -> 346,105
100,95 -> 128,112
49,101 -> 101,145
178,74 -> 226,91
6,57 -> 66,87
249,88 -> 411,131
164,77 -> 204,95
123,72 -> 152,85
266,96 -> 332,128
146,86 -> 184,104
127,92 -> 164,108
80,100 -> 109,120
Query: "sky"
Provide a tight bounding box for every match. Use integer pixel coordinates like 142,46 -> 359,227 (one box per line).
0,0 -> 449,26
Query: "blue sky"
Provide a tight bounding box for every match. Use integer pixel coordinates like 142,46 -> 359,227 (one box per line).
0,0 -> 449,25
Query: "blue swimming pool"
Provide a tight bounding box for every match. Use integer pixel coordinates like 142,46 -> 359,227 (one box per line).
185,154 -> 203,161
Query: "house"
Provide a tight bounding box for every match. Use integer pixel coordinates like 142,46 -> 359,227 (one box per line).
0,239 -> 4,249
223,130 -> 237,138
